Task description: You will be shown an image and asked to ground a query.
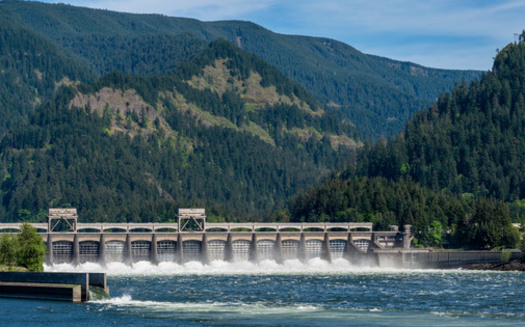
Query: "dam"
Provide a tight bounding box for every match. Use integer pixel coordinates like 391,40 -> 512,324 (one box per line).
0,208 -> 417,267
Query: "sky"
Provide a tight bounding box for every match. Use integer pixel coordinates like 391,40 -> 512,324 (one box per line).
39,0 -> 525,71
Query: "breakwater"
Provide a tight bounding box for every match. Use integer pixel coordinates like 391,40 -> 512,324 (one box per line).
0,272 -> 108,302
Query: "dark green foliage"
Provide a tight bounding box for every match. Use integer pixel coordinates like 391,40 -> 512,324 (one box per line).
0,39 -> 355,222
0,7 -> 92,136
349,42 -> 525,203
453,198 -> 518,249
15,223 -> 46,272
0,233 -> 16,264
1,1 -> 480,141
288,176 -> 517,249
174,39 -> 321,110
427,221 -> 443,248
288,41 -> 525,249
289,176 -> 462,245
59,33 -> 207,77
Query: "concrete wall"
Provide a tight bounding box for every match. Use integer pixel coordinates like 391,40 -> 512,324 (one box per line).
0,282 -> 82,302
88,273 -> 108,293
0,272 -> 93,301
376,250 -> 523,269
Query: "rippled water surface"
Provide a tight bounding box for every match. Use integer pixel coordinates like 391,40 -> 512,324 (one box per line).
3,259 -> 525,326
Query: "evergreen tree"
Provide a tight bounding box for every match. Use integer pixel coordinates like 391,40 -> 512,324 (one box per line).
15,223 -> 46,272
0,233 -> 16,265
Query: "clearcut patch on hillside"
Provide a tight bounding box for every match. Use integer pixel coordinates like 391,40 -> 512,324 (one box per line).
188,59 -> 322,116
69,87 -> 170,137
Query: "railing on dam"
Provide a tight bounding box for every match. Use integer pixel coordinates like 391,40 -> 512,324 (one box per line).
0,222 -> 374,233
205,222 -> 373,232
0,223 -> 49,232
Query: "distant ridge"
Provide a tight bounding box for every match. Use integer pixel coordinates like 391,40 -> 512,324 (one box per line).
1,0 -> 481,140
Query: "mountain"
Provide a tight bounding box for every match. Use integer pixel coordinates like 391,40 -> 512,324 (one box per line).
350,40 -> 525,203
0,39 -> 357,222
0,1 -> 481,141
0,6 -> 92,136
286,39 -> 525,249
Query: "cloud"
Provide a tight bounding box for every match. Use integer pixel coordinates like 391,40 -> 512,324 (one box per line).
297,0 -> 523,34
275,0 -> 524,69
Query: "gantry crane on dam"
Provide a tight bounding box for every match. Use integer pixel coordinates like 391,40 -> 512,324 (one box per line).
0,208 -> 416,267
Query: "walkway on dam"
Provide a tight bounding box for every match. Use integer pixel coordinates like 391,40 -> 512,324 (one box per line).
0,222 -> 374,233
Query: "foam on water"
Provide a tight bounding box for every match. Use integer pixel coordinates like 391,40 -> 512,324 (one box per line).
37,260 -> 525,327
90,293 -> 517,327
44,258 -> 473,276
92,294 -> 320,315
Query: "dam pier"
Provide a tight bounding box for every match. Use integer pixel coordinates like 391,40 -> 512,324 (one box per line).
1,208 -> 515,268
0,208 -> 415,267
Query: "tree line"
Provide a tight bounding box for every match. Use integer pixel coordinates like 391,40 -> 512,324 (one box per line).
287,41 -> 525,249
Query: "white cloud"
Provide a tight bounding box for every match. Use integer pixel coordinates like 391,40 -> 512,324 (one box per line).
293,0 -> 523,39
278,0 -> 525,69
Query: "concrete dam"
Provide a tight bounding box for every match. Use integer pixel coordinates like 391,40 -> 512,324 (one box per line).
0,208 -> 416,267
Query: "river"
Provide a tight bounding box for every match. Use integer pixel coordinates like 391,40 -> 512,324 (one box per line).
2,259 -> 524,326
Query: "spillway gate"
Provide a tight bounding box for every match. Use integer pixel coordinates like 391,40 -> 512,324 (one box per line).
0,208 -> 413,266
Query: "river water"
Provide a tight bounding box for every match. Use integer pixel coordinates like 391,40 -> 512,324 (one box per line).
2,259 -> 524,326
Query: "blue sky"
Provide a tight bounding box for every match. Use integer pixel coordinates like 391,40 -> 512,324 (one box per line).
39,0 -> 525,70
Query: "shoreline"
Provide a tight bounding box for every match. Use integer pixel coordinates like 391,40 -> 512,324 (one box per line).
464,258 -> 525,271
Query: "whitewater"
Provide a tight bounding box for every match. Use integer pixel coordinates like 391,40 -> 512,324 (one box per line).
2,259 -> 524,326
45,258 -> 412,275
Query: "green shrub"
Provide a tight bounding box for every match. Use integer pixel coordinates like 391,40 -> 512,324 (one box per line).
501,249 -> 512,262
0,233 -> 17,264
16,223 -> 46,272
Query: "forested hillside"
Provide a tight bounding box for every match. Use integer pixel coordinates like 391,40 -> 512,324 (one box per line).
349,41 -> 525,202
287,39 -> 525,249
0,1 -> 480,140
0,40 -> 356,222
288,177 -> 518,249
0,7 -> 92,135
